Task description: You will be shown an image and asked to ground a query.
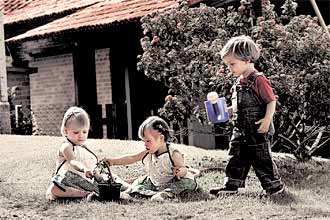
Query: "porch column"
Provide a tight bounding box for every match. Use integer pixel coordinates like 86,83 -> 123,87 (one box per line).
124,67 -> 132,139
0,12 -> 11,134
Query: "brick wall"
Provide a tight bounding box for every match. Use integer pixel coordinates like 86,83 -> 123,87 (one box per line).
0,103 -> 11,134
29,53 -> 75,136
95,48 -> 112,138
7,73 -> 30,107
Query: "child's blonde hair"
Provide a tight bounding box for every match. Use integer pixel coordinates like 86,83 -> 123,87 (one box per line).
60,106 -> 90,136
220,35 -> 260,63
138,116 -> 170,142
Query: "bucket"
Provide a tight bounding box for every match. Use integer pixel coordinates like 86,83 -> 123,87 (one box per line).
98,182 -> 121,201
95,161 -> 122,201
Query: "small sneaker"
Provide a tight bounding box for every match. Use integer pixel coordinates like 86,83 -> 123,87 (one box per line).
209,186 -> 238,195
85,192 -> 100,202
150,191 -> 174,202
266,185 -> 285,196
120,192 -> 133,200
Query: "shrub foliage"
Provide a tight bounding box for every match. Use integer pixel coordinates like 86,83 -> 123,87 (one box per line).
138,0 -> 330,160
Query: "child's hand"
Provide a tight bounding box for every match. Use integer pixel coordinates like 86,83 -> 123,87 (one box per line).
94,172 -> 104,182
227,106 -> 233,117
173,166 -> 187,179
255,118 -> 271,133
84,168 -> 94,179
101,158 -> 112,166
93,170 -> 104,182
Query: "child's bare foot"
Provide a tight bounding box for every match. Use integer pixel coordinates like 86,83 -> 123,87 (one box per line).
46,193 -> 57,202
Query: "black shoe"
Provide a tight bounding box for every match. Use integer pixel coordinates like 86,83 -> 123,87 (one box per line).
266,185 -> 285,196
209,186 -> 238,195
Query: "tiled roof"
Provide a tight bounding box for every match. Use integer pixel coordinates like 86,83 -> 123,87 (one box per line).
7,0 -> 178,42
2,0 -> 102,24
0,0 -> 32,15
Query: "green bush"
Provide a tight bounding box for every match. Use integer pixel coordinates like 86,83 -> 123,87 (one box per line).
138,0 -> 330,159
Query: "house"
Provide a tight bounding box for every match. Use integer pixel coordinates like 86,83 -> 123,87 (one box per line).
2,0 -> 198,139
1,0 -> 328,148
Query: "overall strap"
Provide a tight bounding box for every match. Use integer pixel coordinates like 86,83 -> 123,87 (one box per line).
246,72 -> 266,105
141,152 -> 149,165
233,77 -> 240,89
54,139 -> 74,174
66,138 -> 98,162
66,138 -> 76,149
166,143 -> 175,167
246,72 -> 263,89
55,160 -> 66,174
81,144 -> 99,164
141,144 -> 175,167
55,159 -> 66,175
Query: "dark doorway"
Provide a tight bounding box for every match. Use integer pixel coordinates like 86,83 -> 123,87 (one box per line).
73,42 -> 102,138
109,23 -> 168,140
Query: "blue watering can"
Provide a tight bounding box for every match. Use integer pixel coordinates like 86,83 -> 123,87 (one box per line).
205,92 -> 229,123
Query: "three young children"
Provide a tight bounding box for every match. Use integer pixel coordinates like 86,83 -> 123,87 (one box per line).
46,34 -> 284,202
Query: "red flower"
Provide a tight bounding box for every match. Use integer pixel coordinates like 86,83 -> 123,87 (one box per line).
218,68 -> 225,73
238,5 -> 246,12
269,19 -> 276,25
151,36 -> 160,45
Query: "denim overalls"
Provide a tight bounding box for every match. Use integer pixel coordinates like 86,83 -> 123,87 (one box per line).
225,72 -> 283,192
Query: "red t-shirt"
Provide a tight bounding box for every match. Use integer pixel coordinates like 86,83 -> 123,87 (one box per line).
239,72 -> 276,104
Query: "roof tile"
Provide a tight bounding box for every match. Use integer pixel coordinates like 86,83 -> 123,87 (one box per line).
3,0 -> 102,24
7,0 -> 178,42
0,0 -> 32,14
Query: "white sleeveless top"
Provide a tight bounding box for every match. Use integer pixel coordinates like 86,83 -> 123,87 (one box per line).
143,145 -> 194,186
55,141 -> 98,177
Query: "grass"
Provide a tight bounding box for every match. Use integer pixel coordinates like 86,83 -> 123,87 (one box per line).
0,134 -> 330,220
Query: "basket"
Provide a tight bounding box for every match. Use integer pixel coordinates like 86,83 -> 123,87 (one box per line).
95,161 -> 122,201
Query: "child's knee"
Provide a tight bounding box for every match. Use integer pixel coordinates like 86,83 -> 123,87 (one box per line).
187,179 -> 198,191
176,178 -> 198,192
47,183 -> 63,197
